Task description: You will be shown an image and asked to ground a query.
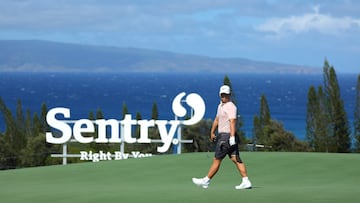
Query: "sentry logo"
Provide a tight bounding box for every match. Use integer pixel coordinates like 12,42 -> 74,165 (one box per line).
45,92 -> 206,153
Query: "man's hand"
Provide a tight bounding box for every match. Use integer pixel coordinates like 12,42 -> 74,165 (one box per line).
229,136 -> 236,146
210,133 -> 216,142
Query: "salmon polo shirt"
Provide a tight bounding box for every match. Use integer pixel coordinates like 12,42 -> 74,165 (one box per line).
216,101 -> 237,134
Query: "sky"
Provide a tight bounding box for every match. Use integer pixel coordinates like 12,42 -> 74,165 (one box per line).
0,0 -> 359,73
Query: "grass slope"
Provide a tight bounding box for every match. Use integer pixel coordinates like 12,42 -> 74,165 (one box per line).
0,152 -> 359,203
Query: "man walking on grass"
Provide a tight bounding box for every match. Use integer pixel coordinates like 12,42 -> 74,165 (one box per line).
192,85 -> 252,189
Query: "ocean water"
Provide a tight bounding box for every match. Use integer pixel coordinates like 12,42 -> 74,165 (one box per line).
0,72 -> 357,140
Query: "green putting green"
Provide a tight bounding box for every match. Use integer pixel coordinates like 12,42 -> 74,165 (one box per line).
0,152 -> 359,203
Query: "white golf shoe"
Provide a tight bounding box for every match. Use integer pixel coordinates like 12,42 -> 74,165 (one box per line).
235,180 -> 252,189
192,177 -> 210,189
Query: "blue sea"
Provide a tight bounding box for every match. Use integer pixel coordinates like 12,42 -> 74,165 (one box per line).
0,72 -> 358,140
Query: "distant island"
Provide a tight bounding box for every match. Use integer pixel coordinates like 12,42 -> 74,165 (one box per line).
0,40 -> 321,74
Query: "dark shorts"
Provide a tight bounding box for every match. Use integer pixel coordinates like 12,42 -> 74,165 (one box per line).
214,133 -> 242,163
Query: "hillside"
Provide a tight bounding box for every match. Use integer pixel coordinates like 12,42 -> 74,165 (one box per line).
0,152 -> 359,203
0,40 -> 320,73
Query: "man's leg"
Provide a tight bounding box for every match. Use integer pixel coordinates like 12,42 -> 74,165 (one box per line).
192,158 -> 222,188
230,155 -> 247,177
207,158 -> 222,178
192,134 -> 226,188
230,155 -> 252,189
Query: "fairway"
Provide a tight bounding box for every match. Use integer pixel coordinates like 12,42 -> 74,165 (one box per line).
0,152 -> 359,203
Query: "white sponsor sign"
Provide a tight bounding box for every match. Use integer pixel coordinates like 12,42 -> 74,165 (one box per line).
46,92 -> 206,153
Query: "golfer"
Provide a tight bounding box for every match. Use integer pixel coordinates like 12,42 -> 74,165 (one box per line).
192,85 -> 252,189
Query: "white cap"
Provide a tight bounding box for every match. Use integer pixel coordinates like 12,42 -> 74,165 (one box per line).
219,85 -> 231,95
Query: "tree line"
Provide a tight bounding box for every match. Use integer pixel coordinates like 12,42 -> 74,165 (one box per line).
0,100 -> 59,169
306,60 -> 358,152
252,60 -> 360,152
1,59 -> 359,169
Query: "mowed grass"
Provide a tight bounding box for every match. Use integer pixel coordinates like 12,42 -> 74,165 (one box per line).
0,152 -> 359,203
